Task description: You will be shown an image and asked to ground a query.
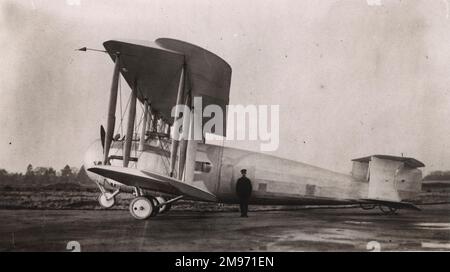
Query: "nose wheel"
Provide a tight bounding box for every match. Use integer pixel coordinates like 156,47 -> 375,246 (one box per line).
98,192 -> 115,208
129,197 -> 155,220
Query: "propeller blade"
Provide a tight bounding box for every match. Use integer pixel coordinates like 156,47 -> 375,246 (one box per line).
100,125 -> 106,151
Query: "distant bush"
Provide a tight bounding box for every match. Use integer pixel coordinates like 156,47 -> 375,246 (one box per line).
2,185 -> 13,191
423,171 -> 450,181
0,164 -> 96,190
43,183 -> 82,191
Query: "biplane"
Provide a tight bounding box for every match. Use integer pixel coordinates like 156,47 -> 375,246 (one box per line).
82,38 -> 424,220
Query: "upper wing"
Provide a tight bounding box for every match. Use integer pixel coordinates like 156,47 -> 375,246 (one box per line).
103,40 -> 184,125
103,39 -> 232,136
88,166 -> 217,202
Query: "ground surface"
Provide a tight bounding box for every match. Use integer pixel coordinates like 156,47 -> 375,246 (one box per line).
0,205 -> 449,252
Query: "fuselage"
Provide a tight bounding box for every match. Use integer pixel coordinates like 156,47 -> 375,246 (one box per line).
84,138 -> 375,205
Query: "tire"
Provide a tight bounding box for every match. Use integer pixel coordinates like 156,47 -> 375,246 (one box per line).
379,205 -> 397,215
129,197 -> 154,220
98,193 -> 115,208
360,204 -> 376,210
149,196 -> 159,217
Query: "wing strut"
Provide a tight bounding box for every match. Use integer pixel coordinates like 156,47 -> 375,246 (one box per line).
184,99 -> 201,182
103,54 -> 120,165
138,99 -> 149,151
169,66 -> 185,177
178,93 -> 191,180
123,81 -> 137,167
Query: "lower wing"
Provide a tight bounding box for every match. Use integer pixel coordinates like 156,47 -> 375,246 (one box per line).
88,166 -> 217,202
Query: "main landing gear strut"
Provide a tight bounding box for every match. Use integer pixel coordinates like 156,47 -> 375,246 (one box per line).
129,187 -> 183,220
96,180 -> 120,209
95,180 -> 181,219
378,205 -> 397,215
359,203 -> 398,215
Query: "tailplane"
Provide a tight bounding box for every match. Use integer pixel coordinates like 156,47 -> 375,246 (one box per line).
352,155 -> 424,203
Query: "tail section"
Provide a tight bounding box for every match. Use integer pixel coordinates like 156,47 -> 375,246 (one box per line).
352,155 -> 424,203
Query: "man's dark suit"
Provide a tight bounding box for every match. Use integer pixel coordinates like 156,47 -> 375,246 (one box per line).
236,176 -> 252,217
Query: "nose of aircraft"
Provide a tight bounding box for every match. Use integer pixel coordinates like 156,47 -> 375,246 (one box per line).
83,139 -> 104,182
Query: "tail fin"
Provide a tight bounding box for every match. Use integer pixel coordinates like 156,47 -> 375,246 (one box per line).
352,155 -> 424,202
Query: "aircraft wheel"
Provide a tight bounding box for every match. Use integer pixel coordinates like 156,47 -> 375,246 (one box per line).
98,193 -> 115,208
379,205 -> 397,215
360,204 -> 376,210
129,197 -> 154,220
155,196 -> 172,214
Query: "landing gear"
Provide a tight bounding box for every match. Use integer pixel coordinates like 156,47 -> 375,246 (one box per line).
97,188 -> 120,209
379,205 -> 397,215
360,204 -> 376,210
155,196 -> 172,214
360,203 -> 398,215
95,179 -> 120,209
98,193 -> 115,208
150,196 -> 160,217
128,188 -> 182,220
129,187 -> 159,220
129,197 -> 155,220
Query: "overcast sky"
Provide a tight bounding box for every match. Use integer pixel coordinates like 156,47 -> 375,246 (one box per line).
1,0 -> 450,174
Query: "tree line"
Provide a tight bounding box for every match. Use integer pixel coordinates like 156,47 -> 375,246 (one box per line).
423,171 -> 450,181
1,164 -> 449,185
0,164 -> 90,185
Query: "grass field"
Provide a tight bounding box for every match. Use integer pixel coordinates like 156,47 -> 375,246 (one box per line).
0,188 -> 242,211
1,184 -> 449,211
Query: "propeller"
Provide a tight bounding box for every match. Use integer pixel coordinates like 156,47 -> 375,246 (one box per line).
100,125 -> 106,151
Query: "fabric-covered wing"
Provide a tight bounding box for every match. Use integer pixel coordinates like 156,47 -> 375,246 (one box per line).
88,166 -> 217,202
103,38 -> 232,136
156,38 -> 232,135
103,40 -> 185,124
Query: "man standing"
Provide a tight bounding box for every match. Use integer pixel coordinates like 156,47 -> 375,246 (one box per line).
236,169 -> 252,217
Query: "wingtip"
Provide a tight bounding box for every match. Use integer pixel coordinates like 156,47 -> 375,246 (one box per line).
87,166 -> 103,174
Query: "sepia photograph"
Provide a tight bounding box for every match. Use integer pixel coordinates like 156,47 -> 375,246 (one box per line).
0,0 -> 450,256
